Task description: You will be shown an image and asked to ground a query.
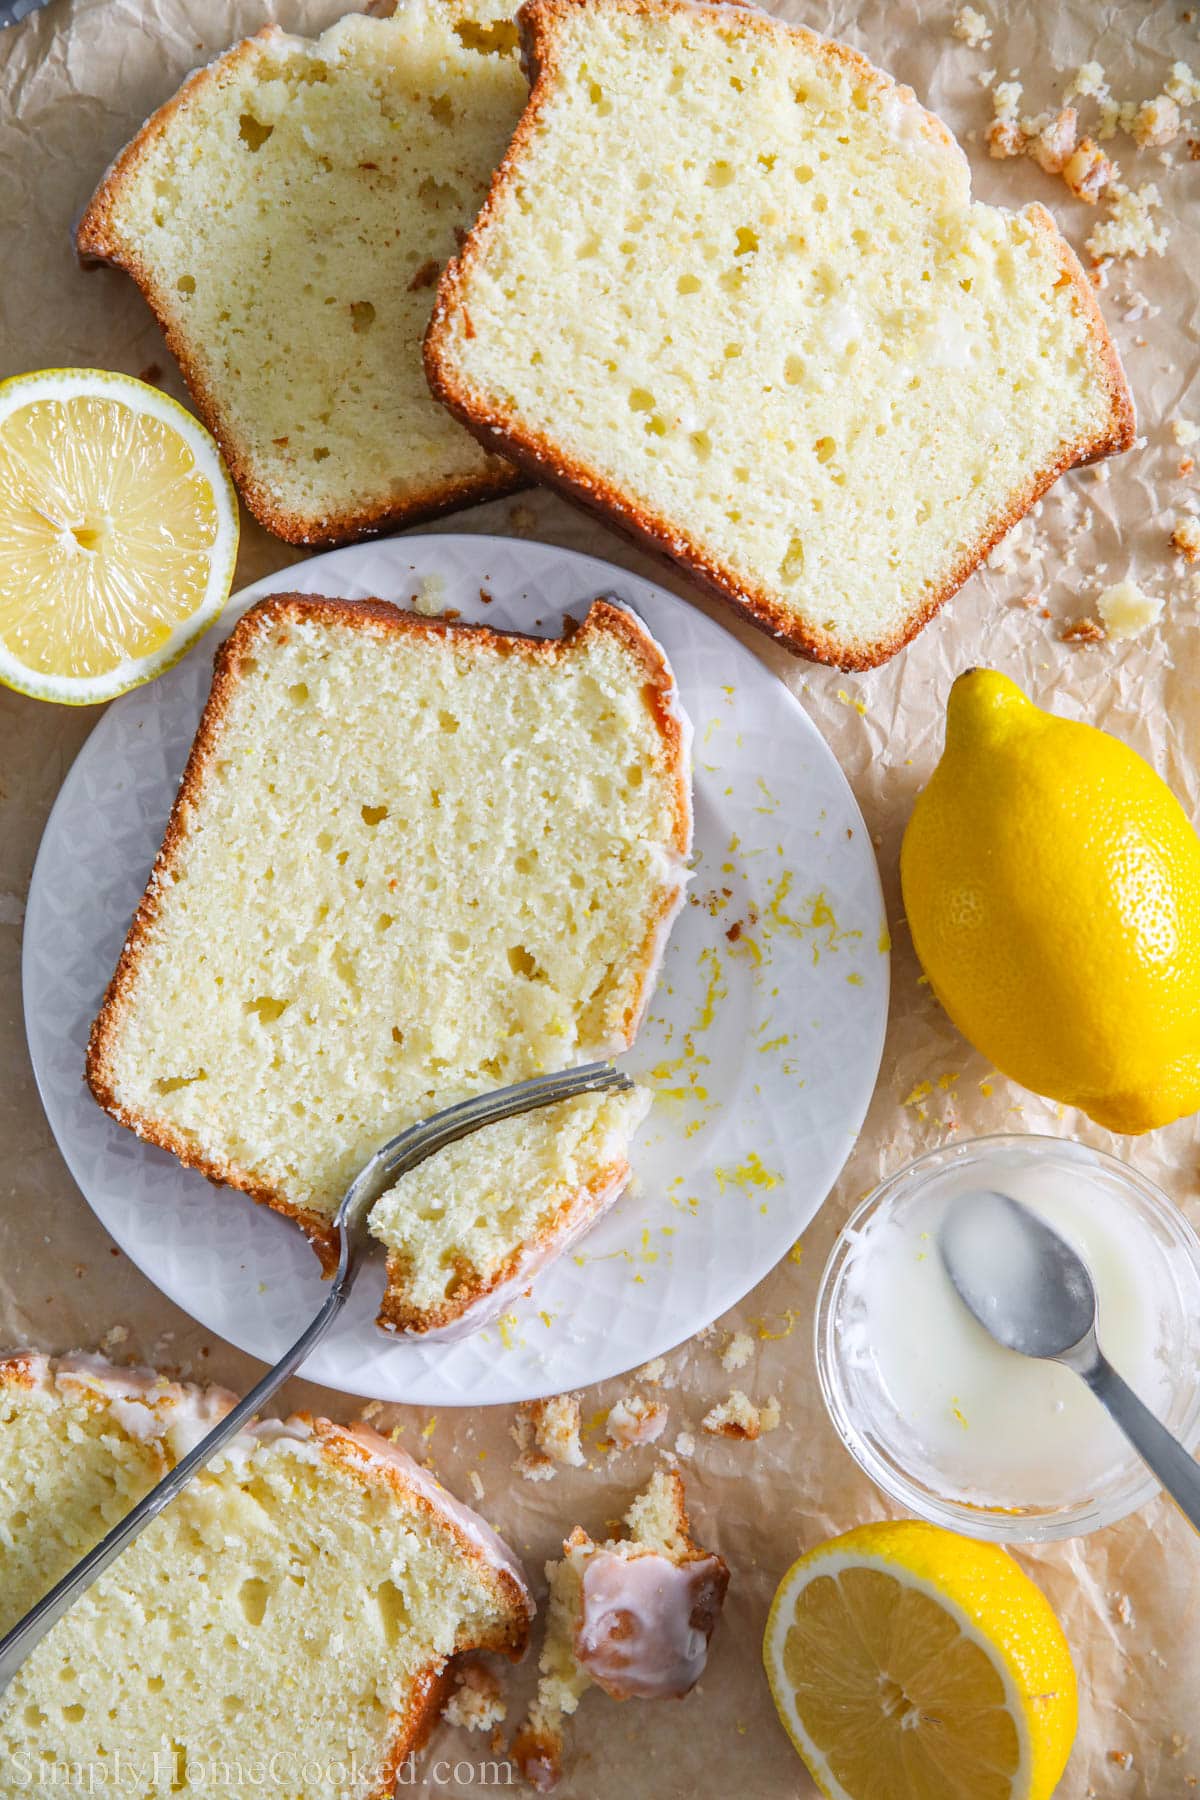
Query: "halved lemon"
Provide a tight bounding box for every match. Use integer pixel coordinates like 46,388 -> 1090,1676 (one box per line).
763,1520 -> 1077,1800
0,368 -> 239,704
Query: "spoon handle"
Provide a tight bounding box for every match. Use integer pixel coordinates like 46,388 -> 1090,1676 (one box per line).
1084,1354 -> 1200,1535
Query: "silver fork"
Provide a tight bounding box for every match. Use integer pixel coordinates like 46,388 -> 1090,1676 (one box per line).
0,1060 -> 632,1698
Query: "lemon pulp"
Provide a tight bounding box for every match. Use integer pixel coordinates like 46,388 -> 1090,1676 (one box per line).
785,1563 -> 1019,1797
0,370 -> 238,703
763,1521 -> 1077,1800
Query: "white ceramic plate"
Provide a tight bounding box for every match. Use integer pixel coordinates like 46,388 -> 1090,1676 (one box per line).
23,535 -> 888,1404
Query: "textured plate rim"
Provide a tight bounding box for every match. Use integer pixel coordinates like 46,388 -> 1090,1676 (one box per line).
23,533 -> 889,1403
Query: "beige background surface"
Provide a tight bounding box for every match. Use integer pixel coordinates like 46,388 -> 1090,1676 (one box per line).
2,0 -> 1200,1793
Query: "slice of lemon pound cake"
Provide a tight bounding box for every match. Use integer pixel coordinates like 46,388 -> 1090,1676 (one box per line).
425,0 -> 1135,669
373,1084 -> 650,1338
512,1469 -> 729,1789
0,1353 -> 531,1798
86,594 -> 691,1317
76,2 -> 529,545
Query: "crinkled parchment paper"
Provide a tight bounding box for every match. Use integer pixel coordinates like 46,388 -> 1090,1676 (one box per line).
2,0 -> 1199,1792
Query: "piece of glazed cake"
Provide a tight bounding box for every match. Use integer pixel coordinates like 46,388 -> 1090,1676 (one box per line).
0,1351 -> 532,1797
512,1470 -> 729,1789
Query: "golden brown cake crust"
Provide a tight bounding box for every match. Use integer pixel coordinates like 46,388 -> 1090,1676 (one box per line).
377,1151 -> 631,1335
0,1352 -> 41,1394
312,1417 -> 534,1652
424,0 -> 1136,671
75,25 -> 526,547
84,593 -> 688,1278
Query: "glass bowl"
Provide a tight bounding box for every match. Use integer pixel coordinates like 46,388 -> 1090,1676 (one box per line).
815,1134 -> 1200,1542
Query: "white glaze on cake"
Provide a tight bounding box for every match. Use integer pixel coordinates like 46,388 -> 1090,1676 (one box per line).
574,1548 -> 725,1700
2,1351 -> 533,1618
336,1420 -> 535,1616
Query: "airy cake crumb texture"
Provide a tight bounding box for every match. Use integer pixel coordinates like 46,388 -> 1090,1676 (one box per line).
512,1390 -> 586,1481
426,0 -> 1133,668
373,1087 -> 648,1330
86,595 -> 691,1312
77,2 -> 529,543
720,1329 -> 755,1372
441,1661 -> 508,1731
1086,184 -> 1169,262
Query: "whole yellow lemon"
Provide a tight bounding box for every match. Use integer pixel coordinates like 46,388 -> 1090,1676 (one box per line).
900,669 -> 1200,1134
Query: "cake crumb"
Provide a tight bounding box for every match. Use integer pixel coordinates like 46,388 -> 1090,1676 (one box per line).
985,119 -> 1026,159
991,79 -> 1023,122
1165,61 -> 1200,108
100,1325 -> 129,1351
1031,108 -> 1077,175
1132,95 -> 1181,149
1099,97 -> 1141,141
1087,184 -> 1168,261
720,1331 -> 755,1373
759,1396 -> 781,1433
605,1394 -> 669,1447
1062,138 -> 1115,204
411,574 -> 447,616
1171,517 -> 1200,563
951,6 -> 991,49
673,1430 -> 696,1457
512,1393 -> 585,1481
468,1470 -> 485,1501
636,1355 -> 669,1385
1062,617 -> 1107,645
1097,579 -> 1163,640
702,1390 -> 764,1441
1172,419 -> 1200,448
1064,61 -> 1109,105
442,1663 -> 507,1733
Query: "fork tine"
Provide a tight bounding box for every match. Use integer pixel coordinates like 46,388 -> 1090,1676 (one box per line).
332,1061 -> 633,1238
376,1061 -> 632,1188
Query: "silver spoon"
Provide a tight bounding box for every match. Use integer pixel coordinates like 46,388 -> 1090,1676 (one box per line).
0,1059 -> 632,1696
938,1187 -> 1200,1535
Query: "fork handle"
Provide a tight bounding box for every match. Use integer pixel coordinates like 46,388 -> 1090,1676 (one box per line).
0,1275 -> 354,1698
0,1059 -> 632,1696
